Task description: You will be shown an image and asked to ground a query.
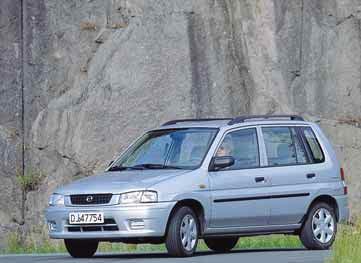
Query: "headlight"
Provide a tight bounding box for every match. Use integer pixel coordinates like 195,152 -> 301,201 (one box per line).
49,194 -> 65,206
141,191 -> 158,203
118,191 -> 157,204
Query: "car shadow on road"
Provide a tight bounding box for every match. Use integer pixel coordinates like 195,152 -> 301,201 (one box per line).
92,248 -> 307,259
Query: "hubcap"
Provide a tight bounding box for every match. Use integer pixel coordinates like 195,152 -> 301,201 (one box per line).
180,214 -> 197,251
312,208 -> 335,244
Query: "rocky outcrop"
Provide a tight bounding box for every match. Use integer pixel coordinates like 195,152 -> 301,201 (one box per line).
1,0 -> 361,247
0,0 -> 23,247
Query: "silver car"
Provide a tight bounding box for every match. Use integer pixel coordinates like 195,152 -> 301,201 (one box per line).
45,115 -> 349,257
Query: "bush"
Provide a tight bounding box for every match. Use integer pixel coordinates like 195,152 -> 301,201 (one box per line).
16,169 -> 44,193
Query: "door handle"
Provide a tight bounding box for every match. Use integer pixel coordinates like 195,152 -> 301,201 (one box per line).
306,173 -> 316,179
255,176 -> 265,183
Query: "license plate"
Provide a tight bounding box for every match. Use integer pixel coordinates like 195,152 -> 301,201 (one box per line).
69,212 -> 104,224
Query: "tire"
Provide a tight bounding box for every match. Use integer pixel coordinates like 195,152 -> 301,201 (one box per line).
64,239 -> 98,258
299,202 -> 337,250
165,206 -> 199,257
204,237 -> 238,252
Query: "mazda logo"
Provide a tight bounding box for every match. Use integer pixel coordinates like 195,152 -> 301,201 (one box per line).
86,195 -> 93,203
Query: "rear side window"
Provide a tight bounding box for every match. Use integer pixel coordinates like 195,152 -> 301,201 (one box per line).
262,127 -> 308,166
216,128 -> 260,169
300,127 -> 325,163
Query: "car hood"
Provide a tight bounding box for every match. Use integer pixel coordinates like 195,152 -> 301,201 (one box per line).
55,169 -> 191,195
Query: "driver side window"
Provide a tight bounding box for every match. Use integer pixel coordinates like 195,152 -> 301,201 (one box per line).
216,128 -> 260,170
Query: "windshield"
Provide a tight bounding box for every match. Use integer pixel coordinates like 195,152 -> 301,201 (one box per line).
110,128 -> 218,170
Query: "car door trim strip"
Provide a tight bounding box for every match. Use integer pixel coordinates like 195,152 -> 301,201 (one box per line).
213,193 -> 310,203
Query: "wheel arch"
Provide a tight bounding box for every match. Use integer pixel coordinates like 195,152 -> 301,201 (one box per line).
305,195 -> 339,222
165,199 -> 206,236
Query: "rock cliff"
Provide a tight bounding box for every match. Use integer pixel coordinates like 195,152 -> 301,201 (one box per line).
1,0 -> 361,247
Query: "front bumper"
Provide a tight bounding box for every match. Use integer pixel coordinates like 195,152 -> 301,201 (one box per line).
45,201 -> 176,240
335,195 -> 349,222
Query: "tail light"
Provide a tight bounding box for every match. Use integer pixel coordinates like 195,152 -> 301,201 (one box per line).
343,186 -> 348,195
340,167 -> 345,181
340,167 -> 348,195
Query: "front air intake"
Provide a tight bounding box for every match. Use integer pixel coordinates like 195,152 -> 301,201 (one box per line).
70,193 -> 112,205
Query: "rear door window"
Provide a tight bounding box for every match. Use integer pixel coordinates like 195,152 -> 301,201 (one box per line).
262,127 -> 308,166
300,127 -> 325,163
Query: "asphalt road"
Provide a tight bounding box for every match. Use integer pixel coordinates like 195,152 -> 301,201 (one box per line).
0,249 -> 330,263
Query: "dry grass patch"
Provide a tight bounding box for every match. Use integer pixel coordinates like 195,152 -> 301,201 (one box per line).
80,21 -> 97,31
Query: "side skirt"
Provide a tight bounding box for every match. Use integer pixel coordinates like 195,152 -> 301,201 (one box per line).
203,224 -> 301,237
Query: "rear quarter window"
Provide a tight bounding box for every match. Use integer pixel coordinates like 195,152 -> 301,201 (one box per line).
300,127 -> 325,163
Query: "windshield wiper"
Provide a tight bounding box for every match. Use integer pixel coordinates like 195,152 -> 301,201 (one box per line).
130,163 -> 184,170
108,163 -> 184,171
108,165 -> 146,172
107,165 -> 129,172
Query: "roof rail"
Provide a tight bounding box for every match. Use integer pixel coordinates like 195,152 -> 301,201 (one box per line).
162,118 -> 232,126
228,115 -> 304,125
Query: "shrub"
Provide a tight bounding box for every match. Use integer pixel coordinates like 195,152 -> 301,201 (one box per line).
16,168 -> 45,193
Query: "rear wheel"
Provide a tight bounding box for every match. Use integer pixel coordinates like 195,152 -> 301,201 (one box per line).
165,206 -> 199,257
204,237 -> 239,252
64,239 -> 98,258
299,202 -> 337,250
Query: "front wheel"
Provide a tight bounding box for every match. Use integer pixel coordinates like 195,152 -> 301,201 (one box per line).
165,206 -> 199,257
204,237 -> 239,252
64,239 -> 98,258
299,202 -> 337,250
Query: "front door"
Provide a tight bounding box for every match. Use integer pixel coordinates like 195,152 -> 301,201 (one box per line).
208,127 -> 270,228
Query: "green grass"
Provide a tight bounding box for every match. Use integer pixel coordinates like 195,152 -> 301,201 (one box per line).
233,235 -> 301,249
328,220 -> 361,263
1,234 -> 302,254
3,233 -> 66,254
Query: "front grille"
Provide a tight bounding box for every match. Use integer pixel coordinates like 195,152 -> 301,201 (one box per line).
83,226 -> 102,232
70,193 -> 112,205
66,218 -> 119,232
66,219 -> 116,225
68,227 -> 81,232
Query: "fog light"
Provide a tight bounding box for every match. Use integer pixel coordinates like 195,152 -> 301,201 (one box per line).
48,221 -> 57,231
129,219 -> 145,230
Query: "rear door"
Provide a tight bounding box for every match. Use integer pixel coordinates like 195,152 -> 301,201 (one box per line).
208,127 -> 271,228
261,125 -> 324,225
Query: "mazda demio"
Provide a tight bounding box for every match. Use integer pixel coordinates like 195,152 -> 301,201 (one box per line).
45,115 -> 349,257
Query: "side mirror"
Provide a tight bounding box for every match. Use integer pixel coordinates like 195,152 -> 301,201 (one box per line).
209,156 -> 235,171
